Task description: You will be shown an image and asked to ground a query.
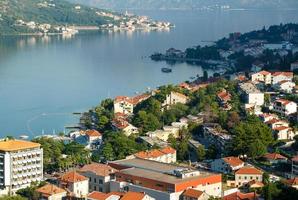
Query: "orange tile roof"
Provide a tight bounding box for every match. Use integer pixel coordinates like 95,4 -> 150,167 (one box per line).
0,140 -> 40,152
134,149 -> 165,159
88,191 -> 109,200
60,171 -> 88,183
172,91 -> 188,100
130,94 -> 151,105
275,99 -> 293,106
235,167 -> 263,175
182,189 -> 203,198
36,184 -> 66,197
85,130 -> 102,137
224,192 -> 258,200
272,72 -> 293,77
114,96 -> 133,104
223,157 -> 244,167
285,177 -> 298,186
80,163 -> 117,177
272,126 -> 291,131
121,191 -> 146,200
263,153 -> 287,160
217,90 -> 231,102
160,146 -> 176,154
258,70 -> 271,76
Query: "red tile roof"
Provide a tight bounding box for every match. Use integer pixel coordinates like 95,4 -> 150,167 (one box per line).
88,191 -> 109,200
134,146 -> 176,159
85,130 -> 102,137
275,98 -> 293,106
272,72 -> 293,77
121,191 -> 146,200
224,192 -> 258,200
263,153 -> 287,160
160,146 -> 176,154
80,163 -> 117,177
258,70 -> 271,76
223,157 -> 244,167
235,167 -> 263,175
285,177 -> 298,186
272,126 -> 291,131
60,171 -> 88,183
36,184 -> 66,197
182,189 -> 203,199
217,90 -> 232,102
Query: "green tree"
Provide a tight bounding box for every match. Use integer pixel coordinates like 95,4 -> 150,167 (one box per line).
196,145 -> 206,161
0,196 -> 27,200
97,115 -> 109,130
262,183 -> 281,200
206,145 -> 218,159
102,142 -> 115,161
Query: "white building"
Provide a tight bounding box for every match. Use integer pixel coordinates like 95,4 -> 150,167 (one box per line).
239,82 -> 264,108
59,171 -> 89,199
211,157 -> 244,174
162,91 -> 188,109
114,96 -> 134,115
271,72 -> 293,85
235,167 -> 263,187
71,130 -> 102,150
274,80 -> 295,93
251,71 -> 272,85
79,163 -> 117,193
272,126 -> 296,140
273,99 -> 297,116
0,139 -> 43,196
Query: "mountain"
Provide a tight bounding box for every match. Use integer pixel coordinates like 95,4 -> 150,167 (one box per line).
67,0 -> 298,10
0,0 -> 119,34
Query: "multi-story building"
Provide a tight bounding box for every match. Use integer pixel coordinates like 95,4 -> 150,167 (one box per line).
273,80 -> 295,93
114,96 -> 134,115
79,163 -> 117,193
271,72 -> 293,85
292,156 -> 298,177
273,99 -> 297,116
0,139 -> 43,196
59,171 -> 89,199
162,91 -> 188,109
202,124 -> 232,151
109,158 -> 222,200
251,71 -> 272,85
239,82 -> 264,107
211,157 -> 244,174
235,167 -> 263,187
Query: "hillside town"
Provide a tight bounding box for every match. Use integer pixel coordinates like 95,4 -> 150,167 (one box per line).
1,25 -> 298,200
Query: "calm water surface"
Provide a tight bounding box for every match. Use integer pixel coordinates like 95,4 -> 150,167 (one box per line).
1,9 -> 298,136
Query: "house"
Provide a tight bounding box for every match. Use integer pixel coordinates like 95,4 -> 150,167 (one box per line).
79,163 -> 117,193
72,130 -> 102,150
211,157 -> 244,174
182,189 -> 209,200
292,156 -> 298,176
131,146 -> 176,163
235,167 -> 263,187
291,61 -> 298,71
114,96 -> 134,115
223,191 -> 259,200
239,82 -> 264,114
121,191 -> 155,200
285,177 -> 298,189
217,90 -> 232,110
273,99 -> 297,116
251,71 -> 271,85
259,113 -> 279,123
112,118 -> 139,137
162,91 -> 188,109
59,171 -> 89,199
265,119 -> 289,129
273,80 -> 295,93
272,126 -> 296,140
272,72 -> 294,85
263,153 -> 288,164
36,183 -> 67,200
109,158 -> 222,200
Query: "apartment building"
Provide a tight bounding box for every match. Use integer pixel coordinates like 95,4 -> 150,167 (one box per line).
239,82 -> 264,107
203,124 -> 232,151
235,167 -> 263,187
273,99 -> 297,116
162,91 -> 189,109
251,71 -> 271,85
271,72 -> 293,85
79,163 -> 117,193
211,157 -> 244,174
114,94 -> 151,115
0,139 -> 43,196
109,158 -> 222,200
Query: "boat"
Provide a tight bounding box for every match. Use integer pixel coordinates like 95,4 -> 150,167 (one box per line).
161,67 -> 172,73
19,135 -> 29,140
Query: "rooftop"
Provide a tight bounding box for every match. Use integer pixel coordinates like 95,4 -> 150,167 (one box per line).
182,189 -> 203,198
36,184 -> 66,196
263,153 -> 287,160
0,139 -> 40,152
85,130 -> 102,137
121,191 -> 146,200
60,171 -> 88,183
223,156 -> 244,167
239,82 -> 261,94
224,192 -> 258,200
235,167 -> 263,175
80,163 -> 117,177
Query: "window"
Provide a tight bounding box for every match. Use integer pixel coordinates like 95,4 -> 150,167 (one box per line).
94,186 -> 97,191
244,176 -> 247,180
98,179 -> 103,184
94,178 -> 96,183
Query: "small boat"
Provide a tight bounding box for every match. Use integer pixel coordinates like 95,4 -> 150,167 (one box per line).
19,135 -> 29,140
161,67 -> 172,73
